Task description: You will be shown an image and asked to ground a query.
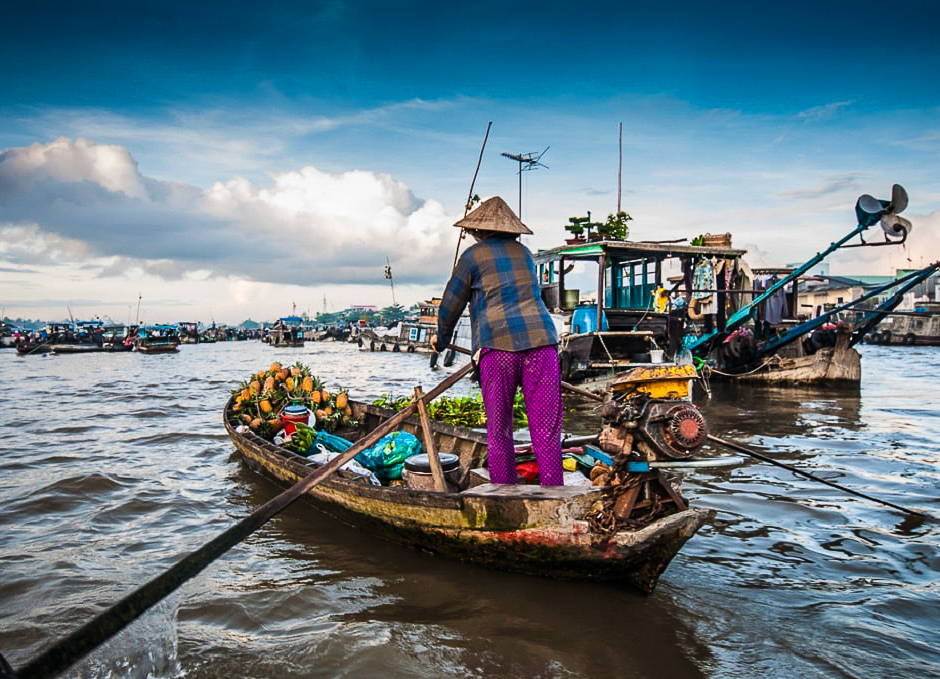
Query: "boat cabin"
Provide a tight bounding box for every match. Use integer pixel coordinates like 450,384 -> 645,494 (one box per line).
418,298 -> 441,325
534,239 -> 748,383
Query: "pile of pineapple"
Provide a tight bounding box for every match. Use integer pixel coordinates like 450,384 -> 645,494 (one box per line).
231,361 -> 356,438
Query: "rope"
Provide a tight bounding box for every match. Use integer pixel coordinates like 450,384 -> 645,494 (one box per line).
595,331 -> 615,363
707,434 -> 938,522
701,356 -> 775,378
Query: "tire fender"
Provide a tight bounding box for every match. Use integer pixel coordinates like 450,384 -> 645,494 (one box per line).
559,350 -> 573,382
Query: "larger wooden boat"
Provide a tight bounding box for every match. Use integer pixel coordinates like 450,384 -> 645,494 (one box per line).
534,183 -> 933,390
865,301 -> 940,347
223,397 -> 713,593
710,323 -> 861,384
357,299 -> 443,355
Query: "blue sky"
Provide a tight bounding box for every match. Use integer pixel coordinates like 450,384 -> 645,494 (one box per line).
2,0 -> 939,324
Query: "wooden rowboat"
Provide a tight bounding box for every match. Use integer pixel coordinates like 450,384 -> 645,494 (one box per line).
223,398 -> 713,593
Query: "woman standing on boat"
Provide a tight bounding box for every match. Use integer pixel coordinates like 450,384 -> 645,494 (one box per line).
431,196 -> 564,486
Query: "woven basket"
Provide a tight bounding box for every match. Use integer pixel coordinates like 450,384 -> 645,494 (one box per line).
703,232 -> 732,247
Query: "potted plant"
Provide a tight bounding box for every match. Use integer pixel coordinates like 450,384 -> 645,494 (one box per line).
602,211 -> 632,240
587,221 -> 604,241
564,216 -> 588,244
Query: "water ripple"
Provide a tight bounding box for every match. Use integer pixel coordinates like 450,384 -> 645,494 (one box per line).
1,341 -> 938,678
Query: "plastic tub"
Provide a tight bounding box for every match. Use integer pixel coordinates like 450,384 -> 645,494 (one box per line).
403,453 -> 460,490
282,405 -> 310,434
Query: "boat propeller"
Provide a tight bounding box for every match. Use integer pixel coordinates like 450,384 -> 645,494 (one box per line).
854,183 -> 912,244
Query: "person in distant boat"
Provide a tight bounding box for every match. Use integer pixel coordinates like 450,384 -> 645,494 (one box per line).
431,196 -> 564,486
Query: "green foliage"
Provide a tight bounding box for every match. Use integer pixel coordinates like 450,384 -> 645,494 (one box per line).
372,391 -> 528,428
379,304 -> 406,325
600,211 -> 631,240
567,211 -> 632,241
566,212 -> 605,239
565,216 -> 587,237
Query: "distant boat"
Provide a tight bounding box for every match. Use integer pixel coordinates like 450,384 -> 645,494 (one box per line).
356,299 -> 471,365
1,322 -> 25,349
178,322 -> 202,344
135,325 -> 180,353
101,324 -> 135,352
49,320 -> 105,354
865,301 -> 940,346
269,316 -> 305,348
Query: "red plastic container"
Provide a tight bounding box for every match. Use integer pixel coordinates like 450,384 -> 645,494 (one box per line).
515,460 -> 540,483
282,405 -> 310,435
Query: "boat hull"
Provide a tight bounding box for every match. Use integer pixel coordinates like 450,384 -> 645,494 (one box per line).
722,345 -> 860,384
224,400 -> 712,592
102,342 -> 134,352
866,312 -> 940,346
50,343 -> 104,354
16,342 -> 50,355
136,341 -> 180,353
711,329 -> 861,385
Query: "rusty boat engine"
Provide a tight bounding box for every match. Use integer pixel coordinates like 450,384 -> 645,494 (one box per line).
598,363 -> 708,462
587,364 -> 707,538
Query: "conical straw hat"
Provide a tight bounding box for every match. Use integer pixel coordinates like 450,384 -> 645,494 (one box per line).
454,196 -> 533,235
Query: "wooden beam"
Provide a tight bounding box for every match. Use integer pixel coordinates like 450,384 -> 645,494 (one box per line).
414,386 -> 448,492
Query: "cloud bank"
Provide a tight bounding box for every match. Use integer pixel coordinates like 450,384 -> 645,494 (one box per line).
0,137 -> 457,290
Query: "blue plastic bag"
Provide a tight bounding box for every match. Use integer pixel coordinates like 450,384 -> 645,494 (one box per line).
355,431 -> 422,481
312,430 -> 354,453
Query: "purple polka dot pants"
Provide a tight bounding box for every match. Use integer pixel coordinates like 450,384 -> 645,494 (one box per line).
478,345 -> 564,485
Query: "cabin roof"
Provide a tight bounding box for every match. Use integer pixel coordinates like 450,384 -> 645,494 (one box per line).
534,240 -> 747,263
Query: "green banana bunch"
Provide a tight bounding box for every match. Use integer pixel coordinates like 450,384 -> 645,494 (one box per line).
287,422 -> 316,453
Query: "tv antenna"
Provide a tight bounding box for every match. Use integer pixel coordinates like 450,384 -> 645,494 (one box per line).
501,147 -> 549,220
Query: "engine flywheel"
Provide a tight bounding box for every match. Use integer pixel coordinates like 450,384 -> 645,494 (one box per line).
664,404 -> 707,451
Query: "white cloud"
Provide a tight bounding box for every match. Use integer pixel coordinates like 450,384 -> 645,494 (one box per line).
0,137 -> 464,321
0,222 -> 94,264
0,137 -> 146,199
796,101 -> 853,122
0,137 -> 457,288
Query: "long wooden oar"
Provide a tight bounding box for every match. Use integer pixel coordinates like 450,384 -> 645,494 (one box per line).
707,434 -> 937,522
11,361 -> 474,679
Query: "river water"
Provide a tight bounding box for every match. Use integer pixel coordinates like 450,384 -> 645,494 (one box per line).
0,341 -> 938,678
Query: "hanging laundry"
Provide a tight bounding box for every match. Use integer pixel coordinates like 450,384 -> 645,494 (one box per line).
693,259 -> 717,315
764,278 -> 789,324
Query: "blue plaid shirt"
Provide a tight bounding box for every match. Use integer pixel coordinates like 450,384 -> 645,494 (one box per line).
437,236 -> 558,353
